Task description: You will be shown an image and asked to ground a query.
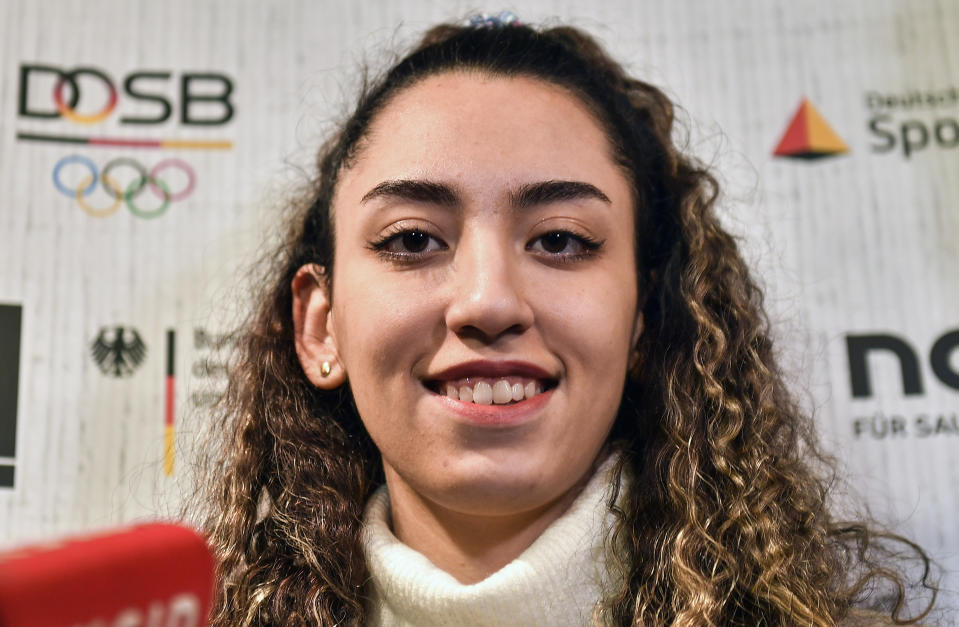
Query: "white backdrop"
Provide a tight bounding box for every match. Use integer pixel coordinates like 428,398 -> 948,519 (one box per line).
0,0 -> 956,617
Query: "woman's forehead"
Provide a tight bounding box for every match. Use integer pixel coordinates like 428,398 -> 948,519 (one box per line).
369,71 -> 610,152
337,71 -> 630,208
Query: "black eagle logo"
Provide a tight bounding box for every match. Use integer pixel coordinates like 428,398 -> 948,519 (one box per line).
90,326 -> 147,377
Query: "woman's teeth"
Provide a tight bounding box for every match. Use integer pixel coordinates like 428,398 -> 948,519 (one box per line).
442,379 -> 543,405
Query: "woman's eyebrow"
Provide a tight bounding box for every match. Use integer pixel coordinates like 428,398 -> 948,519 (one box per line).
510,180 -> 611,209
361,180 -> 458,206
360,178 -> 611,209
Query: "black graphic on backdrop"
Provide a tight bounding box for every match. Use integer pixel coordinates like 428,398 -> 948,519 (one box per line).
847,330 -> 959,398
0,304 -> 22,488
90,326 -> 147,377
847,329 -> 959,440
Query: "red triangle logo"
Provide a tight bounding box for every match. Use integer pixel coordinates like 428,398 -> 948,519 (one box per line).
773,99 -> 849,160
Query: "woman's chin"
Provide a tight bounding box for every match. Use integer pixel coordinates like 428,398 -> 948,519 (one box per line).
399,455 -> 593,519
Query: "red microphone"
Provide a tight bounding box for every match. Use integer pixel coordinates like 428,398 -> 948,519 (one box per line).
0,523 -> 216,627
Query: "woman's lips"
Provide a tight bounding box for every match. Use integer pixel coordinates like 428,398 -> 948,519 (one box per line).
437,376 -> 545,405
425,361 -> 555,400
423,360 -> 558,424
430,385 -> 555,427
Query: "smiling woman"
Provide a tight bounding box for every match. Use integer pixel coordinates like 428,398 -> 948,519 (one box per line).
293,72 -> 641,589
198,18 -> 936,627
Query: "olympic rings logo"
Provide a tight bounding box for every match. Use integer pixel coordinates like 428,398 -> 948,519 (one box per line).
52,155 -> 195,219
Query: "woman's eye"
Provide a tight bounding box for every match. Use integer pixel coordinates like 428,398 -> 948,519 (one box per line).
539,232 -> 573,253
373,229 -> 446,257
398,231 -> 430,252
528,231 -> 602,259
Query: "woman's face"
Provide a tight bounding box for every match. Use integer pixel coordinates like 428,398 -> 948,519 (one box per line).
311,72 -> 640,517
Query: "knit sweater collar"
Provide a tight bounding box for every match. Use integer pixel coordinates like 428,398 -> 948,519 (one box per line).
360,455 -> 621,627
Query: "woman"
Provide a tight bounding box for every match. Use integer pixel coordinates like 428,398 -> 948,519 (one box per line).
200,16 -> 936,626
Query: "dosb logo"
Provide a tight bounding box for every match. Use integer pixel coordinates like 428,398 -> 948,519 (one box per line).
17,63 -> 235,219
18,64 -> 234,127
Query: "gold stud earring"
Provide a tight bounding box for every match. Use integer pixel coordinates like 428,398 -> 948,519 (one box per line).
320,361 -> 332,377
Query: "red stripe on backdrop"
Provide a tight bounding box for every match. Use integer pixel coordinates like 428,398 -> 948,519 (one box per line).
165,376 -> 175,427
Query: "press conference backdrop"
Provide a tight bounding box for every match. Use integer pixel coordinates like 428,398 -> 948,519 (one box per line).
0,0 -> 956,612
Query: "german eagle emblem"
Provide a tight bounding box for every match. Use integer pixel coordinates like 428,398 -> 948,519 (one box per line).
90,326 -> 147,377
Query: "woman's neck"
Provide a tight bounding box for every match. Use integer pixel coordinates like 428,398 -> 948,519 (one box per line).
382,466 -> 592,584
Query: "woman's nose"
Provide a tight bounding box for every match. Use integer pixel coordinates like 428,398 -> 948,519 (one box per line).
444,232 -> 534,342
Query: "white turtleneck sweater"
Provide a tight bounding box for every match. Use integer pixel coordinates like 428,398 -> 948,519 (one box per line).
360,456 -> 621,627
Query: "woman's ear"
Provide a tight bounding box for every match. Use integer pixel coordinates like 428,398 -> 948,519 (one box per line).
292,264 -> 347,389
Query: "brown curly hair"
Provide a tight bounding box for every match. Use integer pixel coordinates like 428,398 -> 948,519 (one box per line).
197,21 -> 937,626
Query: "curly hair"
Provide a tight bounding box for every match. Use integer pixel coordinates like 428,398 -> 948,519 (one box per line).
197,22 -> 937,626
